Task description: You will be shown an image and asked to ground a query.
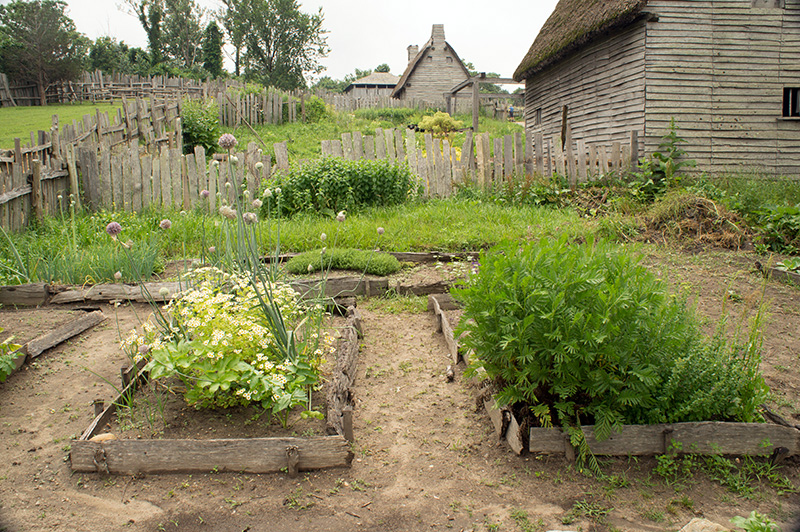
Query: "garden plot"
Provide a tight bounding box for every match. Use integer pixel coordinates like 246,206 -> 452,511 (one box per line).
0,253 -> 799,532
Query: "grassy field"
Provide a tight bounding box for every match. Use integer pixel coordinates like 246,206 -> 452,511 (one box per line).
0,101 -> 123,149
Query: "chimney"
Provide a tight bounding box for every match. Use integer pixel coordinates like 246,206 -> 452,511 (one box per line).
431,24 -> 445,46
407,45 -> 419,64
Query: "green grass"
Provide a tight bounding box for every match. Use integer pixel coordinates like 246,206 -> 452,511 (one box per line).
220,109 -> 523,162
0,199 -> 588,284
0,101 -> 123,149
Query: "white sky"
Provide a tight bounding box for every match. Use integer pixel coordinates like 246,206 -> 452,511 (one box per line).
4,0 -> 559,84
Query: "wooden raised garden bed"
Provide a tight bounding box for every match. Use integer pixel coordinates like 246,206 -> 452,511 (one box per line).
427,294 -> 800,460
69,307 -> 364,476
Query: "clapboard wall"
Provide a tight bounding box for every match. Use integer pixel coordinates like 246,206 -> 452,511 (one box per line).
645,0 -> 800,175
523,0 -> 800,176
523,21 -> 647,160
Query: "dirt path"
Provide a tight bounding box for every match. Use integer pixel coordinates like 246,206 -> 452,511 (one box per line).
0,250 -> 799,531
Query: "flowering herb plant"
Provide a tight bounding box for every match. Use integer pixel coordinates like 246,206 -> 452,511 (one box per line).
122,267 -> 333,422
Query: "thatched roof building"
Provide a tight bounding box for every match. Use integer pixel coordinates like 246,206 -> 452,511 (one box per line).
514,0 -> 800,176
344,72 -> 400,98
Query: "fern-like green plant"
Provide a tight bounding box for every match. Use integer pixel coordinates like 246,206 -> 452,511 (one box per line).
454,236 -> 769,447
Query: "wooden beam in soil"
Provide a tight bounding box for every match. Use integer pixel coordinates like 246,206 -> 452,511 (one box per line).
768,267 -> 800,285
483,397 -> 524,455
26,310 -> 106,358
326,308 -> 361,439
70,436 -> 353,475
428,294 -> 460,364
530,422 -> 800,457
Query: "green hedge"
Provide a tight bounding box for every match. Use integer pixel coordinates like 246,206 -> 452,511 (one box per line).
286,248 -> 400,276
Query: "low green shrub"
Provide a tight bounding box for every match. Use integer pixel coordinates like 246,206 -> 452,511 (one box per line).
417,111 -> 463,138
304,95 -> 330,123
286,248 -> 400,276
354,107 -> 419,124
181,99 -> 220,154
454,236 -> 769,443
0,328 -> 22,383
266,157 -> 421,217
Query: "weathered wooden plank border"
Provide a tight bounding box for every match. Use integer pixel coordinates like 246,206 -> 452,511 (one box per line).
768,267 -> 800,285
325,307 -> 362,440
530,422 -> 800,458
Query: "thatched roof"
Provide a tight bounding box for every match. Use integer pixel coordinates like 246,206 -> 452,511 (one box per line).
344,72 -> 400,93
513,0 -> 648,81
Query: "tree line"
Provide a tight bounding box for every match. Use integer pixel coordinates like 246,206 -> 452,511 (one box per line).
0,0 -> 333,105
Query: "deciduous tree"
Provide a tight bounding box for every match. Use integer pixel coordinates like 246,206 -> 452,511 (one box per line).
225,0 -> 328,90
0,0 -> 88,106
202,21 -> 223,78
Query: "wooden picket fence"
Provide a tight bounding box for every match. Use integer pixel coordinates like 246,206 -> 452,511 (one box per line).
319,127 -> 641,196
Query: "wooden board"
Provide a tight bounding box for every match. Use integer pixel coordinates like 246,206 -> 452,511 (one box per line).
769,268 -> 800,285
428,294 -> 460,363
49,281 -> 182,304
26,310 -> 106,358
530,422 -> 800,457
289,277 -> 388,299
0,283 -> 48,307
70,436 -> 353,475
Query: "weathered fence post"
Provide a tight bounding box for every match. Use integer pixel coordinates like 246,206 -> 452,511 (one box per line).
31,159 -> 43,224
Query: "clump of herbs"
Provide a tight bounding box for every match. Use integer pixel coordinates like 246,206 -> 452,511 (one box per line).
181,98 -> 220,155
286,248 -> 400,276
268,157 -> 420,217
632,118 -> 695,200
454,236 -> 769,446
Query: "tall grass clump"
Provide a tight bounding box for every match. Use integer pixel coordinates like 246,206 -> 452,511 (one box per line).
455,236 -> 769,448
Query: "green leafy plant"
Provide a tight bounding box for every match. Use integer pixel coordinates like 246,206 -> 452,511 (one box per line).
0,328 -> 22,383
125,267 -> 333,423
632,119 -> 695,199
731,511 -> 781,532
269,157 -> 420,217
286,247 -> 400,276
303,95 -> 330,123
775,257 -> 800,273
181,98 -> 220,154
454,236 -> 769,448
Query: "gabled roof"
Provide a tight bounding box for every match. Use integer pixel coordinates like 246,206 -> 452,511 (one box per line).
391,25 -> 471,98
345,71 -> 400,91
513,0 -> 648,81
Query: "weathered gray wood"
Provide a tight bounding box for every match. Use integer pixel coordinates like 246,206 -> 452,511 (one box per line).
530,422 -> 800,456
426,293 -> 461,312
290,277 -> 388,300
503,134 -> 513,179
506,412 -> 524,455
70,436 -> 353,474
374,128 -> 386,160
396,280 -> 452,296
428,293 -> 459,363
26,310 -> 106,358
274,141 -> 289,169
326,308 -> 360,437
50,282 -> 182,304
769,268 -> 800,285
0,283 -> 48,306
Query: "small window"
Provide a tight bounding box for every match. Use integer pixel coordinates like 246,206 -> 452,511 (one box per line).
783,88 -> 800,117
427,56 -> 433,62
534,107 -> 542,127
446,56 -> 453,63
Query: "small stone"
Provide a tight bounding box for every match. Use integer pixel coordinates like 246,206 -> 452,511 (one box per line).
678,518 -> 729,532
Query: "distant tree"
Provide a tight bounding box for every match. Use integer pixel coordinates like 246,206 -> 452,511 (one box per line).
89,36 -> 129,73
202,21 -> 223,78
162,0 -> 206,69
226,0 -> 328,90
123,0 -> 164,66
219,0 -> 245,76
312,75 -> 347,93
374,63 -> 390,73
0,0 -> 88,106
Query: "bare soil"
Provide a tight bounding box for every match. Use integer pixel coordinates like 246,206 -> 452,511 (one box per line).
0,249 -> 799,532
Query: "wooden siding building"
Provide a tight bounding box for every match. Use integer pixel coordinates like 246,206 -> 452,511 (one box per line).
392,25 -> 471,107
343,72 -> 400,98
514,0 -> 800,176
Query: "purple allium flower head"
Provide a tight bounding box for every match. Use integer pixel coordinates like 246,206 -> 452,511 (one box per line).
159,219 -> 172,230
218,133 -> 238,150
320,232 -> 327,242
336,211 -> 346,222
201,189 -> 210,199
252,199 -> 263,209
209,246 -> 216,253
106,221 -> 122,237
243,212 -> 258,225
114,271 -> 122,281
377,227 -> 385,235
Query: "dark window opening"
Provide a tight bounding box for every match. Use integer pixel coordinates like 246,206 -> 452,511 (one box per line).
534,107 -> 542,127
783,88 -> 800,117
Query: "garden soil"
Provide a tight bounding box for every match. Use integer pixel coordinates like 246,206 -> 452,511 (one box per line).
0,250 -> 799,532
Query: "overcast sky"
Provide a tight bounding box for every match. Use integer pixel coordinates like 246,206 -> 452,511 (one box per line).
9,0 -> 559,84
